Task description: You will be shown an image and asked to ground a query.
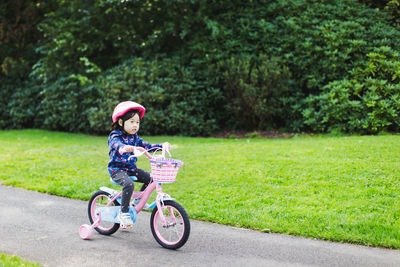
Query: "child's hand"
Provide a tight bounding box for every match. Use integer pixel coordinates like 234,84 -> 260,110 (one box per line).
119,145 -> 135,154
162,142 -> 171,152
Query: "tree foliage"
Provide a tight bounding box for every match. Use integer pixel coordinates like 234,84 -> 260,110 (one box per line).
1,0 -> 399,135
303,46 -> 400,133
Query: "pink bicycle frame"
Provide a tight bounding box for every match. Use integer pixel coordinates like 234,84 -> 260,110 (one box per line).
103,147 -> 175,226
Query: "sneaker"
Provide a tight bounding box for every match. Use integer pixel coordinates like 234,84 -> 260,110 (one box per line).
118,212 -> 133,227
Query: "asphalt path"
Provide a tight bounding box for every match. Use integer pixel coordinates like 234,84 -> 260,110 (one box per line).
1,185 -> 400,267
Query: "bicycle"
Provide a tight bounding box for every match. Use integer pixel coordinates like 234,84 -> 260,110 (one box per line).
79,146 -> 190,250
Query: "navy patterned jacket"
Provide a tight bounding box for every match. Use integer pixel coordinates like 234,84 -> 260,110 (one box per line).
107,130 -> 162,176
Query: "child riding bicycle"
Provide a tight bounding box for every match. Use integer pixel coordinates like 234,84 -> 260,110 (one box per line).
108,101 -> 170,227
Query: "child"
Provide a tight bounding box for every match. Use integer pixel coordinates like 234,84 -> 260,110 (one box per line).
108,101 -> 169,227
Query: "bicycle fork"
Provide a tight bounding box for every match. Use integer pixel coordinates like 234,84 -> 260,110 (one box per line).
155,184 -> 177,228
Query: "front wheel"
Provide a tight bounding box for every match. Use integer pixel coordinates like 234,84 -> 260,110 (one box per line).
150,200 -> 190,249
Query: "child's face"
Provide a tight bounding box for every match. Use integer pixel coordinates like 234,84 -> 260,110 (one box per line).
121,113 -> 140,135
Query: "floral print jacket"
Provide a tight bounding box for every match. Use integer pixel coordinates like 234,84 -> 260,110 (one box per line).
107,130 -> 161,176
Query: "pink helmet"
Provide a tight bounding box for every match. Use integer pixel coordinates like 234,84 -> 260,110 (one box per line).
112,101 -> 146,122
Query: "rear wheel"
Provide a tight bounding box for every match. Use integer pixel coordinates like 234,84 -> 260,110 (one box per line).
88,190 -> 120,235
150,200 -> 190,249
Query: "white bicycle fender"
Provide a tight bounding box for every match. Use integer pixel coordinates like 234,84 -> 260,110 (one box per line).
99,186 -> 119,196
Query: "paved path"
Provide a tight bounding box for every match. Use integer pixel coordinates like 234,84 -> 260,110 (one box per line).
1,185 -> 400,267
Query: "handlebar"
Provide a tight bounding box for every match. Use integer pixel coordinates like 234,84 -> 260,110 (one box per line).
133,146 -> 152,159
127,145 -> 170,160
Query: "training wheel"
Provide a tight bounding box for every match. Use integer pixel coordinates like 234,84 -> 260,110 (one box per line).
79,224 -> 93,240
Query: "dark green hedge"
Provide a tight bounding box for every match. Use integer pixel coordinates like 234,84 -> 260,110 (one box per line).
1,0 -> 399,135
303,46 -> 400,133
88,57 -> 222,136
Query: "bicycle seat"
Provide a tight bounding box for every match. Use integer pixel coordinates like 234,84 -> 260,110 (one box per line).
110,176 -> 137,186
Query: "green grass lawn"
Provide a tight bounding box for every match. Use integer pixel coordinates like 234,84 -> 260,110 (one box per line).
0,129 -> 399,248
0,253 -> 42,267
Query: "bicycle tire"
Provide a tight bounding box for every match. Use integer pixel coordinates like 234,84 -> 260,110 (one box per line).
150,200 -> 190,249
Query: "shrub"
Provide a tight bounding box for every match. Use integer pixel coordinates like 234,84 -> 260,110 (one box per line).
222,55 -> 293,130
2,0 -> 400,135
0,58 -> 40,130
180,0 -> 400,132
8,82 -> 42,129
88,56 -> 223,136
303,46 -> 400,133
38,75 -> 100,132
0,0 -> 56,129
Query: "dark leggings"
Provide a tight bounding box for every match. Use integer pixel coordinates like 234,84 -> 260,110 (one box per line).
111,169 -> 152,213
